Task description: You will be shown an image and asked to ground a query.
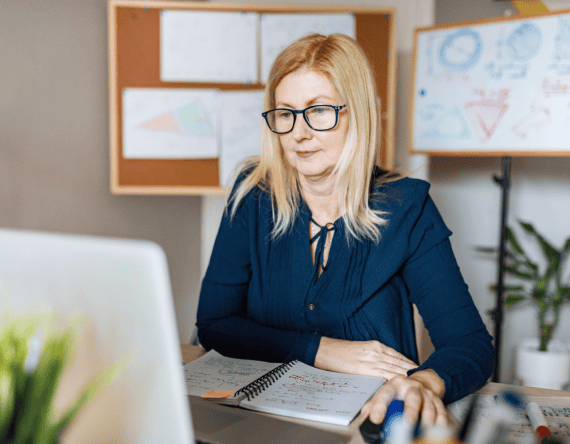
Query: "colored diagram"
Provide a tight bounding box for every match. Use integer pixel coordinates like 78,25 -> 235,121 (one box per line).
510,106 -> 552,139
554,18 -> 570,61
439,29 -> 482,72
463,89 -> 509,142
485,61 -> 528,80
542,78 -> 569,97
420,106 -> 471,140
138,101 -> 214,136
506,23 -> 542,62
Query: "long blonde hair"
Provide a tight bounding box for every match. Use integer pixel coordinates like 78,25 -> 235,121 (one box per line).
228,33 -> 394,243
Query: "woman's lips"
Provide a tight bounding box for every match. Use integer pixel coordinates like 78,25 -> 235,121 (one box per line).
296,151 -> 317,158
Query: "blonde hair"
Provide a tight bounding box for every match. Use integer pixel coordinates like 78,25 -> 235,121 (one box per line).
227,33 -> 395,243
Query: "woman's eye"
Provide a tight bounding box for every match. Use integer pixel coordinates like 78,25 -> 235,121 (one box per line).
278,110 -> 292,119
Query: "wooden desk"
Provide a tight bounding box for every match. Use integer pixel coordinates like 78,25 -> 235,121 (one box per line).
180,344 -> 569,444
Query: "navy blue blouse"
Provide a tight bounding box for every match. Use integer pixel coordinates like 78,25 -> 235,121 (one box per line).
196,173 -> 495,404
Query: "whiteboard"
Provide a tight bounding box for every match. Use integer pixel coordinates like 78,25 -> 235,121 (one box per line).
410,10 -> 570,155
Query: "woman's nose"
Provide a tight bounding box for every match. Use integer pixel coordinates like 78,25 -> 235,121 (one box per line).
291,114 -> 312,141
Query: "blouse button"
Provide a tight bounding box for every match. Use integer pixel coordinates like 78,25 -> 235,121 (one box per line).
308,303 -> 315,310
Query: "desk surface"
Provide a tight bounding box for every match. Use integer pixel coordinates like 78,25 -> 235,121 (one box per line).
180,344 -> 570,444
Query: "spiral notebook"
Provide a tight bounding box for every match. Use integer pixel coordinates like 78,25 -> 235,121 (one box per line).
184,350 -> 385,426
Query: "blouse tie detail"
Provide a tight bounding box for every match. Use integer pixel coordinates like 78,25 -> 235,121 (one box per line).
309,218 -> 335,271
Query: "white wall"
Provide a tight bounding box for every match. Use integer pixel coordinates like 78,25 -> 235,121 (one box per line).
432,0 -> 570,383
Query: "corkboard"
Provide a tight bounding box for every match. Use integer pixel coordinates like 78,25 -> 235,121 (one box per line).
109,0 -> 397,194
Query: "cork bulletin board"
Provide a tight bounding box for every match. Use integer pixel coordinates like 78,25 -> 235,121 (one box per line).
108,0 -> 397,195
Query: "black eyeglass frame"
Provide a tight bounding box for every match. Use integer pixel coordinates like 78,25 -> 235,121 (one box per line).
261,104 -> 347,134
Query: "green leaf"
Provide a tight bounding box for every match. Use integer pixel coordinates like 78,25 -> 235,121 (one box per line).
505,265 -> 534,280
563,237 -> 570,254
560,286 -> 570,301
0,368 -> 15,442
532,288 -> 547,301
43,355 -> 130,444
475,246 -> 498,254
519,220 -> 560,264
504,295 -> 527,305
507,227 -> 525,256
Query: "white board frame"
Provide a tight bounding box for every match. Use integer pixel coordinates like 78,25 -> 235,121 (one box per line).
409,9 -> 570,157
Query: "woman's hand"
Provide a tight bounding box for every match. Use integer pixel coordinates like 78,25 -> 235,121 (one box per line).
360,369 -> 448,428
314,337 -> 417,380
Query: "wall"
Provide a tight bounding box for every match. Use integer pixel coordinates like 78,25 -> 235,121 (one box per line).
0,0 -> 436,345
0,0 -> 201,343
432,0 -> 570,382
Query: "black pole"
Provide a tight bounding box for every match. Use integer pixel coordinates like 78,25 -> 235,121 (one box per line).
492,156 -> 511,383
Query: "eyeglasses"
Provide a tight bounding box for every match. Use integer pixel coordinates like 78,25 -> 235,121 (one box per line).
261,105 -> 347,134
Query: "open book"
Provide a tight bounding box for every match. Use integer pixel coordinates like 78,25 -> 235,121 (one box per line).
184,350 -> 385,426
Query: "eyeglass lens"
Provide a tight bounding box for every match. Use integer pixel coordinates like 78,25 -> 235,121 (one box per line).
266,106 -> 338,133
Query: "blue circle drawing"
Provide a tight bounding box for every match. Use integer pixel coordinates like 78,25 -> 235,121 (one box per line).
419,89 -> 427,97
506,23 -> 542,62
439,29 -> 482,72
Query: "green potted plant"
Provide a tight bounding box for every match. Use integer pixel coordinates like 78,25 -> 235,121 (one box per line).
0,311 -> 124,444
478,220 -> 570,389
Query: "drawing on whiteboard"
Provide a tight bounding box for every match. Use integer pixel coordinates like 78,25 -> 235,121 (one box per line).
542,78 -> 569,97
510,106 -> 552,139
506,23 -> 542,62
417,103 -> 445,122
485,61 -> 528,80
420,106 -> 471,140
495,27 -> 507,60
554,17 -> 570,61
138,101 -> 214,137
438,29 -> 482,72
463,89 -> 509,142
427,36 -> 435,75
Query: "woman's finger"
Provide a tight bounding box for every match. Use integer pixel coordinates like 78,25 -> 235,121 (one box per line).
372,362 -> 412,379
380,345 -> 418,366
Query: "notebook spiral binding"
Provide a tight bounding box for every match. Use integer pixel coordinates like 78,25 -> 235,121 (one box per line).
235,361 -> 297,401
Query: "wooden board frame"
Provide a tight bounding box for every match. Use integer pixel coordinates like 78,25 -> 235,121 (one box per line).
109,0 -> 397,195
408,8 -> 570,158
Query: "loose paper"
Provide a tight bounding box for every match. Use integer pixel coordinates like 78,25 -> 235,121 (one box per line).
219,91 -> 264,187
260,13 -> 356,82
160,10 -> 258,83
122,88 -> 219,159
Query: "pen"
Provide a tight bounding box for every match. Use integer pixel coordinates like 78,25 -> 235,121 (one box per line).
457,394 -> 478,442
526,401 -> 551,440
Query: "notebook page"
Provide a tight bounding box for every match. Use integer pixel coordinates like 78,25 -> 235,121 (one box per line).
239,361 -> 385,426
183,350 -> 281,398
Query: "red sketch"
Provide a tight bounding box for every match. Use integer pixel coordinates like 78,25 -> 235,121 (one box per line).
463,89 -> 509,142
510,106 -> 552,139
542,78 -> 569,97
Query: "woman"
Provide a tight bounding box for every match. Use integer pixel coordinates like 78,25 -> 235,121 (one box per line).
196,34 -> 494,427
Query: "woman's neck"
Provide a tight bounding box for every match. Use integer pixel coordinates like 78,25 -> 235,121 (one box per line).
299,174 -> 341,225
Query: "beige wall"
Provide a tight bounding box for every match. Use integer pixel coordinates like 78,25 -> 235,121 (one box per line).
0,0 -> 201,343
0,0 -> 437,344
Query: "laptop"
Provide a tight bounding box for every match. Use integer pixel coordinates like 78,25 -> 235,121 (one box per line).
0,228 -> 348,444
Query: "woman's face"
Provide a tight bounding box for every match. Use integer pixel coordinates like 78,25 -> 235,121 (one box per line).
274,69 -> 349,185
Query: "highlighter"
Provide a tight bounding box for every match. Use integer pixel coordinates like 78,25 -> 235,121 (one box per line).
525,401 -> 551,440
